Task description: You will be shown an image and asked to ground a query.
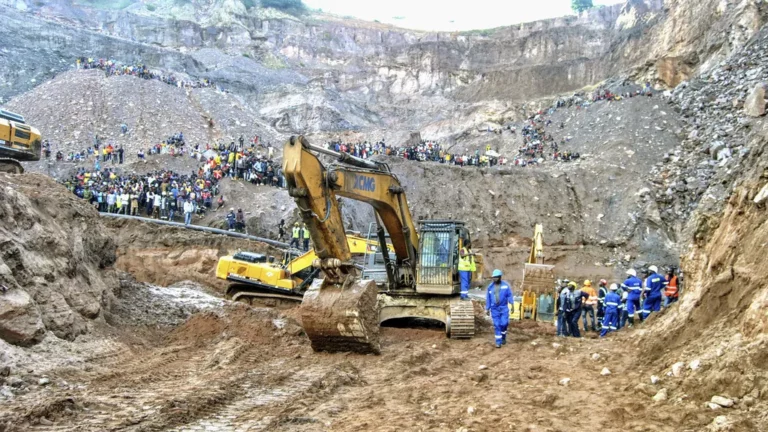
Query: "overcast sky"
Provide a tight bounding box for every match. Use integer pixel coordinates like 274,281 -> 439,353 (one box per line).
304,0 -> 625,31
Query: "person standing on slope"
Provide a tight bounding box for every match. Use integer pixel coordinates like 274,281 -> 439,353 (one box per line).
621,269 -> 643,327
596,279 -> 608,331
641,265 -> 667,320
599,284 -> 621,337
581,280 -> 598,332
485,269 -> 513,348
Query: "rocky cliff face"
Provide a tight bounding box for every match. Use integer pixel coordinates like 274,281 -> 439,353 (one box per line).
0,173 -> 118,345
1,0 -> 765,137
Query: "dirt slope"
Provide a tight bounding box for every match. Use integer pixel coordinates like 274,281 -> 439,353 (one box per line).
4,69 -> 282,166
627,120 -> 768,430
104,217 -> 281,292
0,173 -> 118,346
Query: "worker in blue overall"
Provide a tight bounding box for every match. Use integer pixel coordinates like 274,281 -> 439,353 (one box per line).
641,265 -> 667,320
600,284 -> 621,337
621,269 -> 643,327
485,269 -> 514,348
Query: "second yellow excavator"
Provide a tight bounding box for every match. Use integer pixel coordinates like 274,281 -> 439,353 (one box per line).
519,224 -> 556,322
215,234 -> 393,303
283,136 -> 482,354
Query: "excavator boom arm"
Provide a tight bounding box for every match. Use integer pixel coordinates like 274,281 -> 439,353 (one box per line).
329,168 -> 418,267
283,136 -> 352,265
283,136 -> 418,284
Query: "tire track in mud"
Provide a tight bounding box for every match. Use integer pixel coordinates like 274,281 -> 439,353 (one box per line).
3,338 -> 343,432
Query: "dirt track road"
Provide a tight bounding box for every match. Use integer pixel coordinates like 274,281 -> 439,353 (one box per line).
0,305 -> 721,432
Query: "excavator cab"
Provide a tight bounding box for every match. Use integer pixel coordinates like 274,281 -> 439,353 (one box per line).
416,220 -> 466,295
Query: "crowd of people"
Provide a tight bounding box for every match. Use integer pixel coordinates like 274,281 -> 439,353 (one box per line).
555,265 -> 680,339
327,139 -> 508,167
482,263 -> 678,348
325,85 -> 652,170
187,139 -> 283,187
76,57 -> 220,90
58,131 -> 284,229
61,167 -> 226,225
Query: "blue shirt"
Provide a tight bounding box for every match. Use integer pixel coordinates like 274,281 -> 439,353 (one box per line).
604,292 -> 621,313
644,272 -> 667,298
486,281 -> 513,311
622,276 -> 643,299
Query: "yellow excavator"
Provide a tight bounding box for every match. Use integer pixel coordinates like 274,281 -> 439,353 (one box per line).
283,135 -> 480,354
215,234 -> 394,303
0,109 -> 42,174
519,224 -> 556,322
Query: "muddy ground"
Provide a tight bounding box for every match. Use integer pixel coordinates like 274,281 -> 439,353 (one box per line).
0,278 -> 750,432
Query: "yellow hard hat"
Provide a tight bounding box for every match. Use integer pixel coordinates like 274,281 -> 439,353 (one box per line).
568,281 -> 578,288
294,222 -> 299,226
583,280 -> 592,287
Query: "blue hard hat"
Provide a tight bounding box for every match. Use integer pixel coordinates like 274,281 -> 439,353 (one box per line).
492,269 -> 503,278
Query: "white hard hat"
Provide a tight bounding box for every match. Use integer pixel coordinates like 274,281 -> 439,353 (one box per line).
648,265 -> 658,273
626,269 -> 637,277
609,283 -> 618,291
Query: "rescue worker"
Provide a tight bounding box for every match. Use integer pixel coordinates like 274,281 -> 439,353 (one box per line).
458,242 -> 475,301
277,219 -> 286,241
566,281 -> 589,338
556,279 -> 571,337
641,265 -> 667,320
596,279 -> 608,331
618,288 -> 628,329
302,223 -> 311,251
485,269 -> 513,348
599,284 -> 621,337
289,222 -> 301,249
581,280 -> 598,332
621,269 -> 643,327
664,267 -> 679,307
226,208 -> 236,231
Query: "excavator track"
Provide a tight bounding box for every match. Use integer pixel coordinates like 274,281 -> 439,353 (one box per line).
300,276 -> 381,354
0,158 -> 23,174
447,300 -> 475,339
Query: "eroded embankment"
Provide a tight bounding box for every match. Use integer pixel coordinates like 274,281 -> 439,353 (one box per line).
629,121 -> 768,430
0,173 -> 118,346
104,218 -> 281,291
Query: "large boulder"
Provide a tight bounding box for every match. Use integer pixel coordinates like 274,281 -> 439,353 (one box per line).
0,289 -> 45,346
744,84 -> 766,117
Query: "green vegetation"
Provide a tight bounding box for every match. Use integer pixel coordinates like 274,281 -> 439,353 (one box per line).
146,3 -> 157,11
571,0 -> 593,13
262,52 -> 288,69
261,0 -> 306,15
241,0 -> 257,8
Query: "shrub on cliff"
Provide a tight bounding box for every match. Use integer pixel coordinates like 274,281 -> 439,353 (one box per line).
259,0 -> 306,15
571,0 -> 593,13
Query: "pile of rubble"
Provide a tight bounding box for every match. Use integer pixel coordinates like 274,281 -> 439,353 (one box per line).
656,26 -> 768,229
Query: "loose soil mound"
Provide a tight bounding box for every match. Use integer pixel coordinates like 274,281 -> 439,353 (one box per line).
0,173 -> 118,346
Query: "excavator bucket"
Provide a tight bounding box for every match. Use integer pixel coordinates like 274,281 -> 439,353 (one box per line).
522,263 -> 556,322
300,275 -> 381,354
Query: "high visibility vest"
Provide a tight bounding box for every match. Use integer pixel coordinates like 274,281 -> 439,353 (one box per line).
303,228 -> 310,239
583,286 -> 598,306
292,227 -> 300,239
665,275 -> 679,297
458,247 -> 474,272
